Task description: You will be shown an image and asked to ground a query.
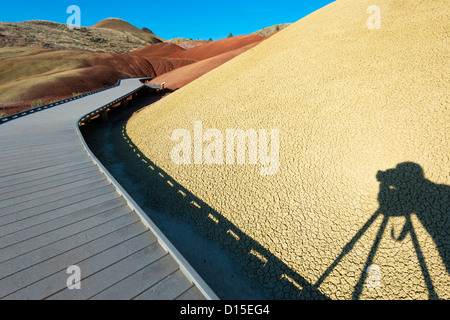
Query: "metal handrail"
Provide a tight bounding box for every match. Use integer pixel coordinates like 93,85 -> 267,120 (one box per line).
77,79 -> 148,126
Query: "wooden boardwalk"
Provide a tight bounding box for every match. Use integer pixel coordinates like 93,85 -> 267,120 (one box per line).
0,79 -> 217,300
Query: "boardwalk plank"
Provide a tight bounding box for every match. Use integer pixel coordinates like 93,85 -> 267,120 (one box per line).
0,180 -> 111,215
0,184 -> 115,223
134,270 -> 193,300
91,254 -> 180,300
0,155 -> 88,178
0,170 -> 106,205
0,166 -> 97,196
0,213 -> 139,279
0,142 -> 81,157
176,287 -> 207,301
5,233 -> 158,300
0,161 -> 94,188
0,146 -> 85,168
0,202 -> 130,256
0,220 -> 145,298
50,241 -> 167,300
0,190 -> 120,236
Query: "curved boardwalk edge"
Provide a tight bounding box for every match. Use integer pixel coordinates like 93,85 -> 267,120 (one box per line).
76,115 -> 219,301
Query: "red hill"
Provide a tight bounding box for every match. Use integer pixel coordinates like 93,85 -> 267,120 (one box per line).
131,42 -> 186,59
168,34 -> 265,60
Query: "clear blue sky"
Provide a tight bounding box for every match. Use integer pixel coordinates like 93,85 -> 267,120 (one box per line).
0,0 -> 335,40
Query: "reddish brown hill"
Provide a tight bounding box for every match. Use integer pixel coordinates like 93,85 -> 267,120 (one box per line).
168,34 -> 265,60
131,42 -> 186,59
0,50 -> 158,114
87,52 -> 157,78
143,57 -> 197,76
169,39 -> 208,50
92,18 -> 164,43
150,39 -> 265,91
0,34 -> 267,115
0,46 -> 201,115
177,40 -> 208,50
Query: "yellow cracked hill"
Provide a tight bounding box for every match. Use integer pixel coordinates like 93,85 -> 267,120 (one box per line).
126,0 -> 449,300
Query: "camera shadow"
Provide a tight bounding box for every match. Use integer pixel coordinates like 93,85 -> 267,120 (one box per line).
316,162 -> 449,299
377,162 -> 449,274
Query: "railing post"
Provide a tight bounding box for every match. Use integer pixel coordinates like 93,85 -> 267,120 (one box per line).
101,110 -> 108,122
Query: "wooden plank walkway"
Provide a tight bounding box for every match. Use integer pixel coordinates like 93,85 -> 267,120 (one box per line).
0,79 -> 217,300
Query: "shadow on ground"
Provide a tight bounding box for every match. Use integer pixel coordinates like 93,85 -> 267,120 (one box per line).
313,163 -> 449,300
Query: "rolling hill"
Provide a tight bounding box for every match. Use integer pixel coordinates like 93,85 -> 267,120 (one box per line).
167,34 -> 265,60
130,42 -> 186,58
253,23 -> 292,36
133,35 -> 269,91
0,20 -> 163,54
0,22 -> 268,115
0,18 -> 190,114
92,18 -> 165,43
148,39 -> 266,91
0,47 -> 158,114
167,38 -> 209,50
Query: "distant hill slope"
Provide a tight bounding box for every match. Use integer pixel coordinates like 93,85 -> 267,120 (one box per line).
0,19 -> 163,53
168,34 -> 265,60
0,47 -> 157,114
130,43 -> 197,75
149,39 -> 266,91
253,23 -> 292,36
0,45 -> 195,114
167,38 -> 209,50
130,42 -> 186,58
132,34 -> 268,91
92,18 -> 165,43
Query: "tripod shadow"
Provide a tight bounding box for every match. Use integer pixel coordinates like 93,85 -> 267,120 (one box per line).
314,162 -> 449,299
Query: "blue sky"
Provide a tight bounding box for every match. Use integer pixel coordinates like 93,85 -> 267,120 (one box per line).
0,0 -> 335,40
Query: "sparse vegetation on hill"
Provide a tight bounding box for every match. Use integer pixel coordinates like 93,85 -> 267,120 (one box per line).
92,18 -> 165,43
167,38 -> 208,50
253,23 -> 292,36
0,20 -> 162,53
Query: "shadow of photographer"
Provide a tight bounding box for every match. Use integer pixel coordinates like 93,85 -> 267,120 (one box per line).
315,162 -> 449,300
377,162 -> 449,274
